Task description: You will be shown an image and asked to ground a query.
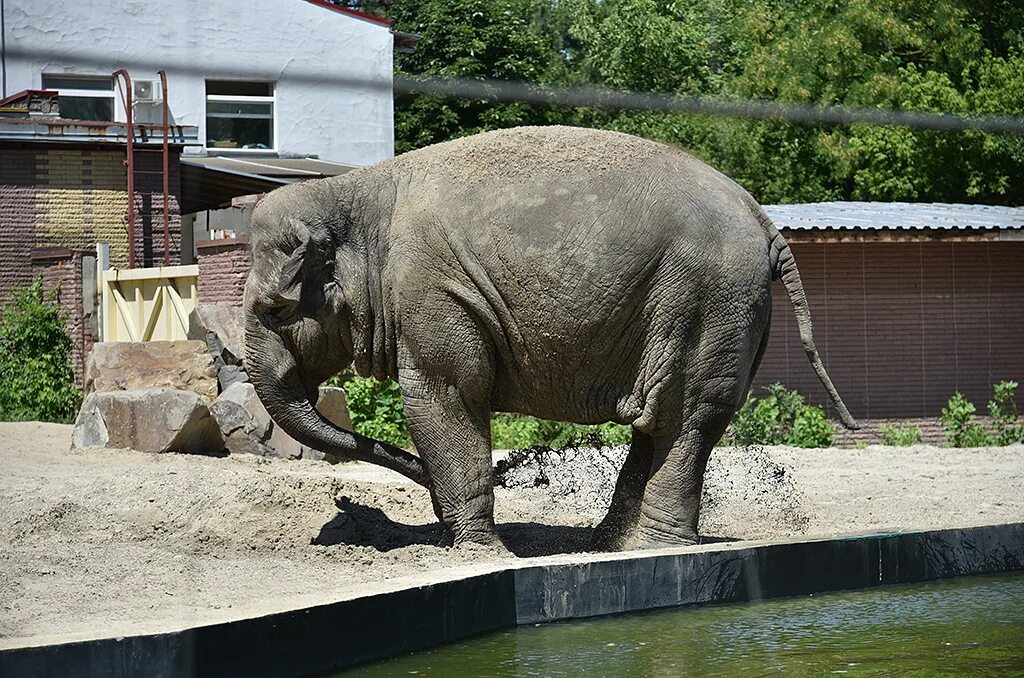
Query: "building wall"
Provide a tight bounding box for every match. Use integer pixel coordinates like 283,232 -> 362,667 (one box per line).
197,238 -> 251,306
5,0 -> 394,166
0,144 -> 181,303
753,240 -> 1024,419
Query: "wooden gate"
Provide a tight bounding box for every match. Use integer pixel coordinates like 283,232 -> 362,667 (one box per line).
99,265 -> 199,342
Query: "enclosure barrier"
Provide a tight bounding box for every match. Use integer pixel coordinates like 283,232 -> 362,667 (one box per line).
1,522 -> 1021,678
99,264 -> 199,342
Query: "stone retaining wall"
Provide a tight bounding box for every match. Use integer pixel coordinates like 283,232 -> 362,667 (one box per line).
3,523 -> 1021,677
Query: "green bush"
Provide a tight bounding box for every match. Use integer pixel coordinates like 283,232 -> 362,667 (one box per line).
988,380 -> 1023,446
942,382 -> 1023,447
728,383 -> 834,448
491,415 -> 630,450
341,376 -> 412,449
877,423 -> 923,446
334,374 -> 631,450
941,392 -> 995,447
0,280 -> 81,423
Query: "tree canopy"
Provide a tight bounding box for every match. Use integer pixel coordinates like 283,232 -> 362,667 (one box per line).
361,0 -> 1023,205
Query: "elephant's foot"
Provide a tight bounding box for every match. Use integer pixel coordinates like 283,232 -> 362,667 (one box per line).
634,522 -> 699,550
451,526 -> 511,556
591,518 -> 637,552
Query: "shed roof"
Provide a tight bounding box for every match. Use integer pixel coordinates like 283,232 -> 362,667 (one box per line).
764,202 -> 1024,232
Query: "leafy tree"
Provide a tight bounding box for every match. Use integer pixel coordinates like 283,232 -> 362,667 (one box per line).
0,281 -> 81,423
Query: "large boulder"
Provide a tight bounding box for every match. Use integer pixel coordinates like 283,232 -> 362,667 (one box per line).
209,382 -> 275,457
187,304 -> 245,368
210,383 -> 353,462
73,388 -> 224,453
85,341 -> 218,403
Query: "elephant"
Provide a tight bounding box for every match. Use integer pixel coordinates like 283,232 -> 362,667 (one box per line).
244,125 -> 858,552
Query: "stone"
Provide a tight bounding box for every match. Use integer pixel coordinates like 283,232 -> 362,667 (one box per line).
210,382 -> 274,456
73,388 -> 224,454
218,364 -> 250,392
85,341 -> 218,403
187,304 -> 246,368
317,386 -> 352,430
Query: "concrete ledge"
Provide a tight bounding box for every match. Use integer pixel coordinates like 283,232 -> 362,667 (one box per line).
3,523 -> 1022,677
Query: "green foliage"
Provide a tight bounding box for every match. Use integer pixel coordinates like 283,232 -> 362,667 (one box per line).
491,413 -> 630,450
728,382 -> 834,448
0,280 -> 81,423
988,380 -> 1024,445
877,422 -> 924,446
334,374 -> 631,450
341,376 -> 412,448
365,0 -> 1024,206
941,392 -> 995,447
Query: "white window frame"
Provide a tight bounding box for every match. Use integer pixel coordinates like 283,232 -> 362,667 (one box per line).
205,82 -> 277,154
41,74 -> 118,122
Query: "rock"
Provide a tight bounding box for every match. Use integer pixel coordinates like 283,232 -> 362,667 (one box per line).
73,388 -> 224,454
316,387 -> 352,430
210,382 -> 274,457
269,422 -> 305,460
85,341 -> 218,403
217,364 -> 250,391
187,304 -> 245,368
208,383 -> 354,462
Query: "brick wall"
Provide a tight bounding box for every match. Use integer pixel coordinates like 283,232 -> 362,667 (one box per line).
0,143 -> 182,305
753,240 -> 1024,419
29,248 -> 96,384
197,238 -> 251,306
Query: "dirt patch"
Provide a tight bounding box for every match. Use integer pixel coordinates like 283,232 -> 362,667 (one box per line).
1,421 -> 1022,648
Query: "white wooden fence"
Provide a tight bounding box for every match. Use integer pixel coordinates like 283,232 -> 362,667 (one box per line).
99,264 -> 199,342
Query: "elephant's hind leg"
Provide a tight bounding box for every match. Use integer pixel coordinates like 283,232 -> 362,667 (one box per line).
634,402 -> 734,548
592,427 -> 654,551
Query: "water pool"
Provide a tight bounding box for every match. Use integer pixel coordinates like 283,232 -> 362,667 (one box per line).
338,573 -> 1024,676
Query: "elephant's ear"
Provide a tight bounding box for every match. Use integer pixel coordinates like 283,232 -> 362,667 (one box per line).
277,218 -> 310,304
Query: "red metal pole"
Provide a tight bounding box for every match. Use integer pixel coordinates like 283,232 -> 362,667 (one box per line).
158,70 -> 170,266
112,69 -> 135,269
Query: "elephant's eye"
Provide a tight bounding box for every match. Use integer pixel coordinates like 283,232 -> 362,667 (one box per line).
264,304 -> 299,326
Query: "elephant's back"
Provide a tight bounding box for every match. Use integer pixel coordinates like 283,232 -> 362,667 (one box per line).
381,125 -> 713,188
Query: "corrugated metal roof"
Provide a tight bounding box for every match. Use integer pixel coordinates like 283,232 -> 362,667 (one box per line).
764,202 -> 1024,231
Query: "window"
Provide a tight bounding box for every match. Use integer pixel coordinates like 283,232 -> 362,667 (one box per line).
206,80 -> 275,150
42,75 -> 115,121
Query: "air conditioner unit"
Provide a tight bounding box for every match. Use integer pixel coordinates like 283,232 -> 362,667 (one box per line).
133,80 -> 158,103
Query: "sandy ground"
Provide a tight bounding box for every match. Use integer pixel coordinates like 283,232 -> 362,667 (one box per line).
1,421 -> 1022,649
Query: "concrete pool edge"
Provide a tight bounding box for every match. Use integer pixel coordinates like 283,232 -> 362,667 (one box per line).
2,522 -> 1022,677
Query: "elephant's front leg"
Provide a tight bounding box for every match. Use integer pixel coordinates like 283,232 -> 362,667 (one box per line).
400,366 -> 503,549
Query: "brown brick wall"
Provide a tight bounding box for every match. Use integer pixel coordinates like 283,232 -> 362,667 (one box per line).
0,144 -> 182,305
753,241 -> 1024,419
197,238 -> 251,306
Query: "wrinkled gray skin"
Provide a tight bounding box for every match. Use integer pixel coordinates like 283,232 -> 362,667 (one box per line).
244,126 -> 858,552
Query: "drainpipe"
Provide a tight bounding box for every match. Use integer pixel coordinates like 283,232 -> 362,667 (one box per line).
112,69 -> 135,269
158,70 -> 170,266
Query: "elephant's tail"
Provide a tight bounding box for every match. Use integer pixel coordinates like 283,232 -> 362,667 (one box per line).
761,212 -> 861,430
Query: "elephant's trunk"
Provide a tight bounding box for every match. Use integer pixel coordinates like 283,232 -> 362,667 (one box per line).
245,319 -> 429,486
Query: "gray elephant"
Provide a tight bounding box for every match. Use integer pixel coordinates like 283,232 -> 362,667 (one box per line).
244,126 -> 857,552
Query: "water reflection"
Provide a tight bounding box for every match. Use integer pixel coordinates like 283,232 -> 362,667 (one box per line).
339,574 -> 1024,677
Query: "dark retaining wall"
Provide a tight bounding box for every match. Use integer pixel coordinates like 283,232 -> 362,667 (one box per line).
2,523 -> 1022,678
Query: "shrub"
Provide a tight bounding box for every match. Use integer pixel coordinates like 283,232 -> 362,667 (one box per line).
334,374 -> 632,451
341,376 -> 412,449
988,380 -> 1023,446
877,422 -> 923,446
940,392 -> 995,447
0,280 -> 81,423
727,383 -> 835,448
789,405 -> 834,448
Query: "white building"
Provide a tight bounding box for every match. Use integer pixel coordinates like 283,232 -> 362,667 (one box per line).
3,0 -> 399,164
